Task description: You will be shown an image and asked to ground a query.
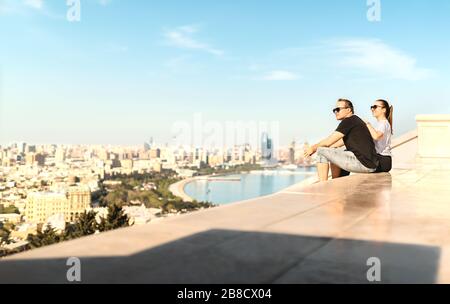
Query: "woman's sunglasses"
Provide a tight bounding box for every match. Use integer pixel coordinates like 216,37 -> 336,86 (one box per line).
371,105 -> 385,110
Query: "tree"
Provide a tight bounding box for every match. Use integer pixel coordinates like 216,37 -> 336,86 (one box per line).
64,211 -> 98,240
0,205 -> 20,214
103,189 -> 128,207
27,225 -> 63,249
40,180 -> 49,187
0,223 -> 11,246
98,204 -> 130,232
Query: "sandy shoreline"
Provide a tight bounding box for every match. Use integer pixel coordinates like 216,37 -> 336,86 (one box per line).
169,177 -> 197,202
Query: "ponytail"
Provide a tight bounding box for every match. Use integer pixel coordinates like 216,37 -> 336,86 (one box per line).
388,105 -> 394,134
376,99 -> 394,134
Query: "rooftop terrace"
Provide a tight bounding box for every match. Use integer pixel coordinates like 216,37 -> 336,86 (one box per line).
1,115 -> 449,284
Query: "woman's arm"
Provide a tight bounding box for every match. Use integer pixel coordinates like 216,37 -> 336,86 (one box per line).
366,122 -> 384,141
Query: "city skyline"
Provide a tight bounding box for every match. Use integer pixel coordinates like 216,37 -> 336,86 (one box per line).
1,0 -> 450,145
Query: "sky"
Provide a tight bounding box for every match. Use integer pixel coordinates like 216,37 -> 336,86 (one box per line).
1,0 -> 450,146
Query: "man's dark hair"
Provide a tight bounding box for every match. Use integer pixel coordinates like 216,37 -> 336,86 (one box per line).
337,98 -> 354,114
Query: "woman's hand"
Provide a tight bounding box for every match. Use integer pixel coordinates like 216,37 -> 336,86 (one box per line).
366,121 -> 384,141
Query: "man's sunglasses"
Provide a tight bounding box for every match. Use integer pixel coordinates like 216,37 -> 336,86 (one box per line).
333,107 -> 350,114
371,105 -> 385,110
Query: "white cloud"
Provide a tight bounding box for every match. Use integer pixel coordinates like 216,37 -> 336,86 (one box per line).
164,25 -> 224,56
0,2 -> 14,14
261,70 -> 299,81
24,0 -> 43,10
1,0 -> 65,18
1,0 -> 43,15
333,38 -> 433,81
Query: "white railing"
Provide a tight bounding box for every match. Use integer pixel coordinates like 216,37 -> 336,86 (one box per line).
416,115 -> 450,159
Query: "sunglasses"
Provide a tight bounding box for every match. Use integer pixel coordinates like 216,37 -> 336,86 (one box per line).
333,107 -> 349,114
371,105 -> 385,110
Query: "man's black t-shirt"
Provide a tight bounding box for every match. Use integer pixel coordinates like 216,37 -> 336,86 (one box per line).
336,115 -> 379,169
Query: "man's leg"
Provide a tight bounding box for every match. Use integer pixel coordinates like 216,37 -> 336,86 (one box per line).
316,147 -> 334,181
316,147 -> 375,182
317,163 -> 330,182
330,163 -> 342,179
317,147 -> 376,175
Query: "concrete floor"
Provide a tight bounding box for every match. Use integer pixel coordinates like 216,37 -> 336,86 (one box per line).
1,168 -> 449,284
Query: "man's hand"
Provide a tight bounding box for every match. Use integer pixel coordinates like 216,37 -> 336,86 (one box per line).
305,132 -> 344,158
304,145 -> 317,158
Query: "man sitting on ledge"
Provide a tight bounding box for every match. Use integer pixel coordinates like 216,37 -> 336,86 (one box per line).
304,98 -> 380,182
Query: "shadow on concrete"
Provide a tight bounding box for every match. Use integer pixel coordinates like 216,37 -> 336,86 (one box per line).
0,228 -> 440,284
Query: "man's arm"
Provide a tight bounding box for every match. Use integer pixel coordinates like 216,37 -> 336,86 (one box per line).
330,138 -> 345,148
304,132 -> 345,157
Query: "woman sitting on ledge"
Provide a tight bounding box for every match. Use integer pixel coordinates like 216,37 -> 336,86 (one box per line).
366,99 -> 394,174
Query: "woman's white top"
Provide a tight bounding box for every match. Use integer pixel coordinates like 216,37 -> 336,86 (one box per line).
374,120 -> 392,156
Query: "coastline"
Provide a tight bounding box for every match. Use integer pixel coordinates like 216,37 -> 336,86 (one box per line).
169,177 -> 198,202
169,169 -> 317,204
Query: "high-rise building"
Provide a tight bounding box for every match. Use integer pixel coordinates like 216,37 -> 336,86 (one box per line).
2,158 -> 12,167
143,142 -> 151,152
244,150 -> 256,164
98,148 -> 109,161
120,159 -> 134,170
289,140 -> 296,164
138,150 -> 151,160
261,132 -> 273,161
152,161 -> 162,172
149,137 -> 154,148
150,148 -> 161,159
25,153 -> 36,166
55,147 -> 66,163
35,153 -> 46,166
26,186 -> 91,224
17,142 -> 27,154
27,145 -> 36,153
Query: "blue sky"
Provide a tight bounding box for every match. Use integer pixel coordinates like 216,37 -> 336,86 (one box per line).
1,0 -> 450,146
